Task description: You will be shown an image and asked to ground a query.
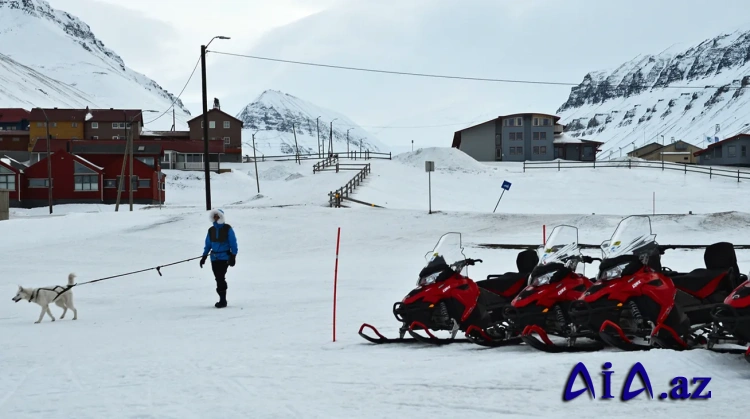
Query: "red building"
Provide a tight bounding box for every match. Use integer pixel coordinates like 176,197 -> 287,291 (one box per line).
6,142 -> 165,208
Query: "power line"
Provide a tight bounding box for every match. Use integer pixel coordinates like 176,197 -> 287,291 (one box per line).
145,55 -> 201,125
208,50 -> 749,90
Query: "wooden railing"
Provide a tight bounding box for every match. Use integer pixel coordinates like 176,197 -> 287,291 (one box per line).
244,150 -> 391,163
522,159 -> 750,182
328,163 -> 374,208
313,155 -> 338,173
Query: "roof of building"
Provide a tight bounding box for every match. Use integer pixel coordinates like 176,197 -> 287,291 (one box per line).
86,108 -> 144,123
0,155 -> 26,172
0,108 -> 30,123
629,142 -> 662,155
28,108 -> 88,122
553,134 -> 603,145
694,133 -> 750,156
454,113 -> 563,135
187,108 -> 243,125
141,130 -> 191,138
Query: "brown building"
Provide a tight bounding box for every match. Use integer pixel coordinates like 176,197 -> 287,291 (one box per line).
84,108 -> 144,140
627,140 -> 702,164
187,103 -> 243,163
28,108 -> 88,150
0,130 -> 30,152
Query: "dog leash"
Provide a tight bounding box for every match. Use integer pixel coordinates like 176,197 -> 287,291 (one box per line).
50,253 -> 215,301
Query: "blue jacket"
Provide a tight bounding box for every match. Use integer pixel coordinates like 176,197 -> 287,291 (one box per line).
203,209 -> 238,261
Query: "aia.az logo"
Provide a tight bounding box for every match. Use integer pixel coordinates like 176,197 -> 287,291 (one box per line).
563,362 -> 711,401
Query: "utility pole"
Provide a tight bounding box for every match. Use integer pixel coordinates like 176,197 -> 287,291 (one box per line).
329,118 -> 337,156
171,108 -> 175,131
200,35 -> 230,211
292,123 -> 300,164
316,116 -> 321,157
251,131 -> 260,193
39,108 -> 52,214
346,128 -> 352,155
116,110 -> 157,212
128,117 -> 134,211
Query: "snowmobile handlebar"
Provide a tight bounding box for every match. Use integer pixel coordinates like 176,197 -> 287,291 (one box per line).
450,258 -> 483,270
580,255 -> 602,264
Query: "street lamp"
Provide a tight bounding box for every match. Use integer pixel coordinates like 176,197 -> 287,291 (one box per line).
329,118 -> 338,156
201,35 -> 231,211
114,109 -> 158,212
251,129 -> 260,194
316,116 -> 321,157
346,128 -> 352,155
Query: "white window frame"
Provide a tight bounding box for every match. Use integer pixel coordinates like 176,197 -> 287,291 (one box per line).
209,121 -> 216,129
223,121 -> 230,129
74,174 -> 99,191
224,137 -> 231,146
533,118 -> 539,126
92,122 -> 99,129
92,136 -> 99,140
0,168 -> 15,191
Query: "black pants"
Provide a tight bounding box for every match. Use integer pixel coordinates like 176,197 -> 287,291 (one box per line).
211,260 -> 229,294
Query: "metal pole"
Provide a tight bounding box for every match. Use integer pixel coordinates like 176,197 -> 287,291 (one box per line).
128,120 -> 134,211
428,171 -> 432,214
316,116 -> 321,158
114,131 -> 128,211
201,43 -> 211,211
42,109 -> 52,214
346,128 -> 351,155
252,133 -> 260,193
292,123 -> 300,164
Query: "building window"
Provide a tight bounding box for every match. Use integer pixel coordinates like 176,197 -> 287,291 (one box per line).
72,122 -> 78,128
517,146 -> 523,155
728,145 -> 737,157
540,146 -> 547,154
104,179 -> 117,188
0,167 -> 14,191
74,174 -> 98,191
742,146 -> 747,157
12,137 -> 19,142
543,118 -> 550,126
533,146 -> 539,154
36,122 -> 44,127
137,157 -> 155,167
209,121 -> 216,129
224,137 -> 231,146
495,147 -> 502,159
223,121 -> 230,129
112,123 -> 118,129
28,178 -> 50,188
533,118 -> 539,126
516,118 -> 522,126
540,132 -> 547,140
675,142 -> 687,151
511,132 -> 523,141
138,179 -> 151,188
92,136 -> 98,140
113,136 -> 120,140
116,175 -> 138,190
92,122 -> 98,129
51,122 -> 57,127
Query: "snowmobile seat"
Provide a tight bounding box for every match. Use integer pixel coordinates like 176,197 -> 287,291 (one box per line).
670,242 -> 741,301
477,249 -> 538,298
479,287 -> 511,308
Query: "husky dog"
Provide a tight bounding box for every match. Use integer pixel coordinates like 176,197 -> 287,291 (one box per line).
12,273 -> 78,323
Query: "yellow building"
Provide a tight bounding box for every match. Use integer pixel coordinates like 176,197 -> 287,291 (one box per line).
28,108 -> 87,151
627,140 -> 703,164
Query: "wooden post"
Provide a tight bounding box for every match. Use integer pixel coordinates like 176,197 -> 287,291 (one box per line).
0,190 -> 9,221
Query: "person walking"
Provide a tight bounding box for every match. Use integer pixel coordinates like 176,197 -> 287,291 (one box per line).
200,209 -> 238,308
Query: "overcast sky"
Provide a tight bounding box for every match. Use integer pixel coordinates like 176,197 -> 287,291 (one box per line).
47,0 -> 750,150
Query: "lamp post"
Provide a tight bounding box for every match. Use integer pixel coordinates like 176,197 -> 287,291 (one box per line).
114,109 -> 158,212
346,128 -> 352,156
201,35 -> 231,211
251,130 -> 260,193
316,116 -> 321,157
329,118 -> 337,156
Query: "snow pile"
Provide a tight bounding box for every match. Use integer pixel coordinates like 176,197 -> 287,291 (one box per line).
0,0 -> 192,131
394,147 -> 489,174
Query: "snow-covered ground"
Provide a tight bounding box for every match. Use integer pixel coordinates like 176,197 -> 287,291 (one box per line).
1,147 -> 749,418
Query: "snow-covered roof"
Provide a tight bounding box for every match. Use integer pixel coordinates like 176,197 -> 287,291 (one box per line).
72,155 -> 103,171
553,134 -> 584,144
1,155 -> 27,172
659,151 -> 692,155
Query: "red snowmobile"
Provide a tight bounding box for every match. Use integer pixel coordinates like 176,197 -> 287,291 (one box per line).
496,225 -> 606,352
708,278 -> 750,363
359,232 -> 536,346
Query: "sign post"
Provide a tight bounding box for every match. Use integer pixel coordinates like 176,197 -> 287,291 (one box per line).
493,180 -> 512,213
425,161 -> 435,214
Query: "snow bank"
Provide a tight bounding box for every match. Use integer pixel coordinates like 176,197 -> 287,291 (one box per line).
394,147 -> 489,173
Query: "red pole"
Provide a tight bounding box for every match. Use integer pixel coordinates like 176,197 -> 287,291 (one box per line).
333,227 -> 341,342
543,225 -> 546,246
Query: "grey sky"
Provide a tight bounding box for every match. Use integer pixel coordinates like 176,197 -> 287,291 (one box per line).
46,0 -> 750,150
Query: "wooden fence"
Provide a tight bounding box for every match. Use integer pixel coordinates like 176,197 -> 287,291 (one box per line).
328,163 -> 375,207
523,159 -> 750,182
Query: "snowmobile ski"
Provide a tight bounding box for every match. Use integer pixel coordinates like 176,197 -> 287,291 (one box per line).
520,325 -> 604,353
598,320 -> 654,351
406,321 -> 474,345
463,325 -> 523,348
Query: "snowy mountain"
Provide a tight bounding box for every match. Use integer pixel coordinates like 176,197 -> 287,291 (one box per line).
236,90 -> 389,156
558,26 -> 750,158
0,0 -> 192,130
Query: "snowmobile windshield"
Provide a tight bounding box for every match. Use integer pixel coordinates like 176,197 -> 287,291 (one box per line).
418,232 -> 467,286
601,216 -> 656,260
531,225 -> 580,286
